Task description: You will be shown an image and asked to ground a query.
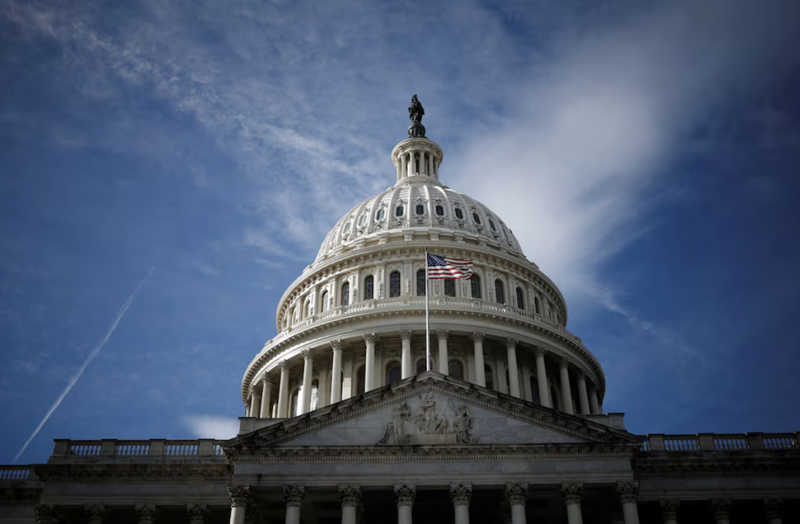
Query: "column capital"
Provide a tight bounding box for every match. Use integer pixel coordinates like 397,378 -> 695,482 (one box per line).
659,500 -> 679,522
284,485 -> 306,507
400,329 -> 413,341
338,485 -> 362,508
228,485 -> 250,508
505,337 -> 518,349
615,481 -> 639,504
363,332 -> 378,344
437,329 -> 450,340
394,483 -> 416,507
278,359 -> 288,370
34,505 -> 58,524
330,339 -> 344,351
85,504 -> 105,524
711,499 -> 732,521
186,503 -> 209,524
763,499 -> 783,521
470,331 -> 485,342
504,483 -> 528,505
558,357 -> 571,369
533,346 -> 547,357
450,483 -> 472,506
135,504 -> 156,524
301,348 -> 313,360
577,369 -> 588,379
560,482 -> 584,504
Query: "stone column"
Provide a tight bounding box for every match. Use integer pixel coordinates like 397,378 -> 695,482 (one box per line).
559,358 -> 575,414
249,391 -> 261,419
659,500 -> 679,524
284,485 -> 305,524
395,484 -> 416,524
339,485 -> 361,524
259,379 -> 273,418
711,499 -> 731,524
364,333 -> 377,391
577,372 -> 591,415
277,360 -> 290,418
533,348 -> 552,408
400,330 -> 413,379
318,365 -> 330,407
437,330 -> 449,374
135,504 -> 156,524
85,504 -> 105,524
228,485 -> 250,524
330,340 -> 343,403
589,387 -> 601,414
450,483 -> 472,524
298,350 -> 314,415
616,481 -> 640,524
471,332 -> 486,387
187,504 -> 209,524
401,154 -> 407,179
506,338 -> 521,397
764,499 -> 783,524
561,482 -> 584,524
504,483 -> 528,524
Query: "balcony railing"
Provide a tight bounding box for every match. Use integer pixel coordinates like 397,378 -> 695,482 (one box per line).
0,466 -> 34,481
642,432 -> 798,452
48,439 -> 227,463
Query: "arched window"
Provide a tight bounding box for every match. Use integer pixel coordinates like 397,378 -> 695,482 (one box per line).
534,296 -> 541,314
390,271 -> 401,298
358,215 -> 367,227
454,208 -> 464,219
415,204 -> 425,215
417,358 -> 428,374
449,360 -> 463,380
356,366 -> 366,396
530,376 -> 540,405
495,279 -> 505,304
341,282 -> 350,306
396,205 -> 404,217
489,219 -> 497,231
320,291 -> 328,313
344,221 -> 351,234
310,379 -> 319,411
484,365 -> 495,390
435,205 -> 445,216
516,287 -> 524,310
444,279 -> 456,297
472,212 -> 481,224
305,300 -> 312,318
416,269 -> 426,296
364,275 -> 374,300
471,275 -> 482,299
386,362 -> 401,385
376,208 -> 385,220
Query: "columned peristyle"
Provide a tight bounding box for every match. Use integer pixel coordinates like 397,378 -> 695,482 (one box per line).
561,482 -> 584,524
659,500 -> 679,524
506,338 -> 520,397
339,485 -> 361,524
395,484 -> 416,524
277,361 -> 290,418
450,483 -> 472,524
711,499 -> 731,524
330,340 -> 343,403
364,333 -> 377,391
284,485 -> 305,524
504,483 -> 528,524
437,330 -> 449,375
187,504 -> 209,524
135,504 -> 156,524
471,332 -> 486,387
559,358 -> 575,414
534,347 -> 551,408
616,481 -> 639,524
228,485 -> 249,524
400,330 -> 413,379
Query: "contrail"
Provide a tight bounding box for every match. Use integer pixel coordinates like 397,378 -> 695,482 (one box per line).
13,266 -> 155,463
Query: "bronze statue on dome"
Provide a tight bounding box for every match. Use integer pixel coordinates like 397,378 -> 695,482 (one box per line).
407,95 -> 427,138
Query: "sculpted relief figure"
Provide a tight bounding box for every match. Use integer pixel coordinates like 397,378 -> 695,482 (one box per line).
377,394 -> 477,444
418,392 -> 448,434
448,400 -> 474,443
378,403 -> 411,445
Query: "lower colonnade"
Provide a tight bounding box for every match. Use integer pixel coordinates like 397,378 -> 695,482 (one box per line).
245,330 -> 604,420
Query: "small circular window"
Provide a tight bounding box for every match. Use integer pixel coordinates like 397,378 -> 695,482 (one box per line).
472,212 -> 481,224
454,208 -> 464,219
435,205 -> 445,216
416,204 -> 425,215
396,205 -> 404,217
376,209 -> 385,220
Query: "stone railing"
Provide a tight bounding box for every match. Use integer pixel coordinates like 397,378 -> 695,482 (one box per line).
642,433 -> 798,452
0,466 -> 34,481
48,439 -> 227,464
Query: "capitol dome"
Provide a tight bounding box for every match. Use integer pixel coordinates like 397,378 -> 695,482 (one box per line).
241,100 -> 606,425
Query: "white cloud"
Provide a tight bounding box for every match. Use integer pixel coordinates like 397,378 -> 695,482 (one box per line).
181,415 -> 240,439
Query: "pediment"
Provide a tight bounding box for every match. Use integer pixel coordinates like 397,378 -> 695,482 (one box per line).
228,372 -> 640,452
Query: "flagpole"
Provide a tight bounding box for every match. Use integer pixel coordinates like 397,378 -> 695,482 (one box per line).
425,247 -> 431,372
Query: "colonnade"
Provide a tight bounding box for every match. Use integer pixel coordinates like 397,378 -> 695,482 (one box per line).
396,147 -> 439,180
246,330 -> 605,419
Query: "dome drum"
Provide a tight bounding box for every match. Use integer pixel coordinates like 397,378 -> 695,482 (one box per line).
391,138 -> 444,182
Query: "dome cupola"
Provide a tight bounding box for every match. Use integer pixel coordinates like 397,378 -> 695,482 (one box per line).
392,94 -> 444,184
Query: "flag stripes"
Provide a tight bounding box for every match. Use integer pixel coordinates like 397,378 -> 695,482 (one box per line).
426,253 -> 473,279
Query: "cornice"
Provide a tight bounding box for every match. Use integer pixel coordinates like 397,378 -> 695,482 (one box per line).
633,451 -> 800,478
30,464 -> 231,483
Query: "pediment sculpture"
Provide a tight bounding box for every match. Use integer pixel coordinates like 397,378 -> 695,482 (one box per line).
378,393 -> 474,445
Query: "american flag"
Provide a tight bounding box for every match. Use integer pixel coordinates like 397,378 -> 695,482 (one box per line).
426,253 -> 473,279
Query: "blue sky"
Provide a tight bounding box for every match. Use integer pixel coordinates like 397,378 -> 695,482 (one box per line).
1,0 -> 799,464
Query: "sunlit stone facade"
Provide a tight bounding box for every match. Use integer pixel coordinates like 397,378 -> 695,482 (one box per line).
1,107 -> 798,524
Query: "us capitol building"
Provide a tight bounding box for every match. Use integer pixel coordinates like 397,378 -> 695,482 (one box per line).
2,98 -> 798,524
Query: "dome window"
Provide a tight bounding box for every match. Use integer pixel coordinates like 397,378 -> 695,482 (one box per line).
389,271 -> 401,298
516,287 -> 525,310
376,208 -> 385,221
435,205 -> 445,216
471,275 -> 482,299
489,219 -> 497,231
454,208 -> 464,220
364,275 -> 374,300
415,204 -> 425,215
472,212 -> 481,225
341,282 -> 350,306
344,222 -> 351,234
358,215 -> 367,227
444,279 -> 456,297
495,279 -> 505,304
416,269 -> 426,296
396,205 -> 404,217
